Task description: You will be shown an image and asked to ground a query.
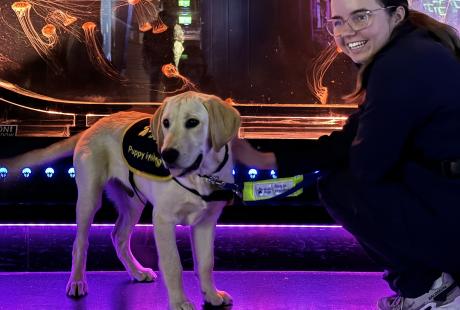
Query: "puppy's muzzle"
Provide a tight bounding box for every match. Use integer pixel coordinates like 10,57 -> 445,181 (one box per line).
161,148 -> 179,165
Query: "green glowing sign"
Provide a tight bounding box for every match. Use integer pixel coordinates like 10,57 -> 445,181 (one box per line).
178,0 -> 191,7
178,15 -> 192,25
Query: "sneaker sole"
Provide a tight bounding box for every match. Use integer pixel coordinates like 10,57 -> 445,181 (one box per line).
438,295 -> 460,309
421,295 -> 460,310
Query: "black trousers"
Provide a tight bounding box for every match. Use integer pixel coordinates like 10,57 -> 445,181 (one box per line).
317,168 -> 460,298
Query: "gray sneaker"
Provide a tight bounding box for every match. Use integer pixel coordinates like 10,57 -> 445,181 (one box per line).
377,273 -> 460,310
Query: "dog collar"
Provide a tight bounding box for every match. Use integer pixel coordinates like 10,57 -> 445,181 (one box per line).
179,143 -> 229,178
172,177 -> 235,202
178,153 -> 203,177
173,144 -> 239,201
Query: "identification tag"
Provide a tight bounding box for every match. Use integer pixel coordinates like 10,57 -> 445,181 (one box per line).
243,175 -> 304,202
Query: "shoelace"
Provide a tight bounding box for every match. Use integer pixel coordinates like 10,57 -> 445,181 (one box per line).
389,296 -> 404,310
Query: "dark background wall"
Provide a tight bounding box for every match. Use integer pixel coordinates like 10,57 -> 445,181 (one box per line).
0,137 -> 332,225
201,0 -> 317,103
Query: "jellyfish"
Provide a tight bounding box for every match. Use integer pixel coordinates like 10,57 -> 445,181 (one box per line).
115,0 -> 166,33
41,23 -> 57,46
307,43 -> 340,104
139,22 -> 153,32
151,17 -> 168,34
14,0 -> 100,43
162,63 -> 196,91
82,21 -> 125,81
133,0 -> 163,33
11,1 -> 31,18
47,9 -> 77,27
11,1 -> 61,72
45,9 -> 82,41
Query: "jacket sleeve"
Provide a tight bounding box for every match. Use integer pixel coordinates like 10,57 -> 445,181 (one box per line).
274,108 -> 361,177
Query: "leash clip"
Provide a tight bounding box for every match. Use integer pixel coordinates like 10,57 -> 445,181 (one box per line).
204,175 -> 226,187
201,175 -> 242,198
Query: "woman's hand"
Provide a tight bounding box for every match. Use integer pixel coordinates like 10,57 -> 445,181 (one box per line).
231,138 -> 277,170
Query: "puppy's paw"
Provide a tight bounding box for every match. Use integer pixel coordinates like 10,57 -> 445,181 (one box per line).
169,301 -> 196,310
66,279 -> 88,297
131,267 -> 157,282
204,290 -> 233,307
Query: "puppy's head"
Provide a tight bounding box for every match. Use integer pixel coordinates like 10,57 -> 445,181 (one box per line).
152,91 -> 240,177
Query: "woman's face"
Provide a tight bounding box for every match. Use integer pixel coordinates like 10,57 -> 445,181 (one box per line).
330,0 -> 399,64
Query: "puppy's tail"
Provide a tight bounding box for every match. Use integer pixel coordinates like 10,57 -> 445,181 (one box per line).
0,132 -> 83,177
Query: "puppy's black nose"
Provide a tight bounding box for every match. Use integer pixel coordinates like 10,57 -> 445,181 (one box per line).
161,148 -> 179,164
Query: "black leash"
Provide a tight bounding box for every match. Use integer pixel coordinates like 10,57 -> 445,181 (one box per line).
128,170 -> 153,208
172,177 -> 235,202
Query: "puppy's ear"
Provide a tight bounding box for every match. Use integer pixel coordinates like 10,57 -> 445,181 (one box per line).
202,95 -> 241,152
151,100 -> 168,150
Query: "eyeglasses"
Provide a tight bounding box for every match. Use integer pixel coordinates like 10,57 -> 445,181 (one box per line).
325,6 -> 396,37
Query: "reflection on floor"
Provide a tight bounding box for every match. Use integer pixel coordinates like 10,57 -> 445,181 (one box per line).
0,225 -> 379,272
0,225 -> 391,308
0,271 -> 392,310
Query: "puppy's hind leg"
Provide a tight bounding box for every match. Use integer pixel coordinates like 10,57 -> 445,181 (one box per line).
106,180 -> 157,282
66,163 -> 105,297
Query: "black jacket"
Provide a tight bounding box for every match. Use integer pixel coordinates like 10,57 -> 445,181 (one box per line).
275,22 -> 460,255
277,22 -> 460,182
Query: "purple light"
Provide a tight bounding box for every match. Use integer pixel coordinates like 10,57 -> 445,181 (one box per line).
0,223 -> 342,228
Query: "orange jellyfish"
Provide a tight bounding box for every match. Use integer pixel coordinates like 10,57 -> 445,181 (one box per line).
41,24 -> 57,46
162,63 -> 180,78
162,63 -> 196,91
152,17 -> 168,34
11,1 -> 61,72
11,1 -> 30,17
82,21 -> 125,81
139,22 -> 153,32
132,0 -> 162,33
115,0 -> 165,33
46,9 -> 82,41
307,43 -> 340,104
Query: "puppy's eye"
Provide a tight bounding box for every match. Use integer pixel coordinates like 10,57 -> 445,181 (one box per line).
163,119 -> 170,128
185,118 -> 199,128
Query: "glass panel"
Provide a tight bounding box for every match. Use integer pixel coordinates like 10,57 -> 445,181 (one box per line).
0,0 -> 356,103
0,0 -> 457,137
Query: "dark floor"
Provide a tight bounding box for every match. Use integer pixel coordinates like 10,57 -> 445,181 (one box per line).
0,271 -> 392,310
0,225 -> 378,272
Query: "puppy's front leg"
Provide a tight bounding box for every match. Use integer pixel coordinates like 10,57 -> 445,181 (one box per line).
154,214 -> 194,310
191,215 -> 232,307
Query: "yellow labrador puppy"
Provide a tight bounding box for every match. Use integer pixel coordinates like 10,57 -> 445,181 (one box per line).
2,91 -> 240,310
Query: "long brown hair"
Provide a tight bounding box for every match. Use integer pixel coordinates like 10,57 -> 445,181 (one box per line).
344,1 -> 460,104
